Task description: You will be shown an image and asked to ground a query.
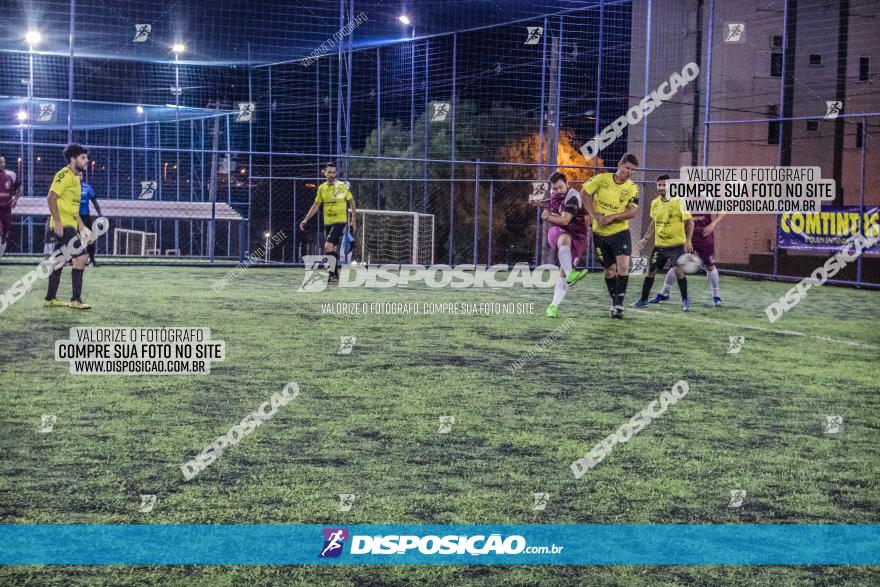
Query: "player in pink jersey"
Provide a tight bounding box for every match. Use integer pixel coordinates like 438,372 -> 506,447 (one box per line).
541,172 -> 589,318
653,212 -> 725,307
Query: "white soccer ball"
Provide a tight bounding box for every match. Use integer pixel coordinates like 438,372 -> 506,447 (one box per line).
677,253 -> 702,274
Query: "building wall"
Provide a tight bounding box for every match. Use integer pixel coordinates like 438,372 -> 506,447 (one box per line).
627,0 -> 879,265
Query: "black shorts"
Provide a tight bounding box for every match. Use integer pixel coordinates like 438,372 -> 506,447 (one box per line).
594,230 -> 631,268
325,223 -> 346,248
51,226 -> 88,259
650,244 -> 684,272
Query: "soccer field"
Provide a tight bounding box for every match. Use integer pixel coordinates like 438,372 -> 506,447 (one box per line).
0,266 -> 878,585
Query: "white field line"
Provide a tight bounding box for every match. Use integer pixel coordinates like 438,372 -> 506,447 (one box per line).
576,296 -> 879,351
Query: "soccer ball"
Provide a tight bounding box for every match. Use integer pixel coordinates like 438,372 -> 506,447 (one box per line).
676,253 -> 702,274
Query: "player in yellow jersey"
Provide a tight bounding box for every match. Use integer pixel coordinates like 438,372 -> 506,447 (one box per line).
299,162 -> 358,282
634,174 -> 694,310
567,153 -> 640,319
44,144 -> 92,309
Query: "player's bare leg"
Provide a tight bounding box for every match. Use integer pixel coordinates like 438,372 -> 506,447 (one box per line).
547,234 -> 573,318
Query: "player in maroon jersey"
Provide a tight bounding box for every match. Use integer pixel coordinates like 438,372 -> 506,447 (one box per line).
541,171 -> 589,318
653,212 -> 725,307
0,154 -> 22,260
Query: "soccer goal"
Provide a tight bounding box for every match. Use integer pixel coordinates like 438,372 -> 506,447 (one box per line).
355,209 -> 434,265
113,228 -> 158,256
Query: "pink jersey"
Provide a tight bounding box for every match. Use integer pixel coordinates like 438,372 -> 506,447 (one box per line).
549,188 -> 587,241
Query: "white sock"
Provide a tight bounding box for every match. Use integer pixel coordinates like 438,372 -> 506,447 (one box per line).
707,267 -> 721,297
558,245 -> 573,276
660,268 -> 676,295
551,277 -> 569,306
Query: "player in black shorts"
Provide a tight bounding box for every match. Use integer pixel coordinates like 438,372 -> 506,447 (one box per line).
634,175 -> 694,310
299,162 -> 358,282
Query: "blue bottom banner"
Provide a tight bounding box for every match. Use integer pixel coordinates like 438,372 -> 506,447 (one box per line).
1,524 -> 878,565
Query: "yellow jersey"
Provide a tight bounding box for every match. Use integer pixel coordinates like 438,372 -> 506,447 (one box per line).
314,181 -> 352,225
583,172 -> 639,236
650,197 -> 692,247
49,167 -> 81,229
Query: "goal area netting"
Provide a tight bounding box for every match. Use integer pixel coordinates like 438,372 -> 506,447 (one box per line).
354,210 -> 434,266
114,229 -> 158,256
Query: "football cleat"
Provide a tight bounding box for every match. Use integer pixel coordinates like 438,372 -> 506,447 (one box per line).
631,299 -> 649,307
546,304 -> 558,318
649,293 -> 669,304
566,269 -> 589,286
68,300 -> 92,310
681,298 -> 690,312
611,305 -> 624,319
713,296 -> 722,307
44,298 -> 68,307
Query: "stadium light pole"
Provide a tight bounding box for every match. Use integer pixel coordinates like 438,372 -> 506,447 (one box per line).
172,44 -> 185,204
25,30 -> 41,199
399,15 -> 415,212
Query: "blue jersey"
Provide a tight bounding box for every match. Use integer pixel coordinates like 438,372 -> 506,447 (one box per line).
79,181 -> 95,215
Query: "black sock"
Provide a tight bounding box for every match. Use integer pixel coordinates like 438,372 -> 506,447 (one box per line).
87,242 -> 96,263
677,277 -> 688,300
71,268 -> 84,302
330,251 -> 339,276
640,276 -> 655,302
604,276 -> 616,301
615,275 -> 629,306
46,267 -> 63,300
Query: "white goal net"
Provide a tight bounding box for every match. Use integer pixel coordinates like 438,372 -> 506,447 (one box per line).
354,209 -> 434,265
113,228 -> 158,256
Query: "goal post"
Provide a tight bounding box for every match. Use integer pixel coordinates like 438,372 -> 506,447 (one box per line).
355,209 -> 434,265
113,228 -> 158,256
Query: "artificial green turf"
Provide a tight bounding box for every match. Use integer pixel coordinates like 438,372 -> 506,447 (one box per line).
0,265 -> 878,585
